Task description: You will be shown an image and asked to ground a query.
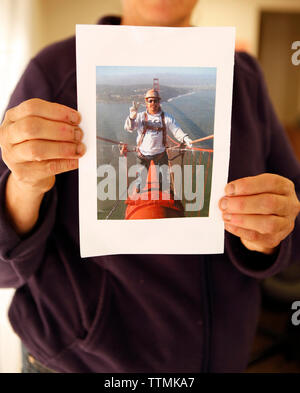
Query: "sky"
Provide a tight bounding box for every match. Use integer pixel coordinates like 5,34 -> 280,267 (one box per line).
96,66 -> 216,86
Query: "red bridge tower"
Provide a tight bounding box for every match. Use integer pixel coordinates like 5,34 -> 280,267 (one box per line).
153,78 -> 160,92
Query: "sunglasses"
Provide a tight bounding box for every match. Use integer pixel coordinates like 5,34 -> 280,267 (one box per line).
146,98 -> 160,104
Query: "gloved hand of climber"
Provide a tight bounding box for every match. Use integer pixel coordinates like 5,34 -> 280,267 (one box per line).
129,101 -> 140,120
184,136 -> 193,149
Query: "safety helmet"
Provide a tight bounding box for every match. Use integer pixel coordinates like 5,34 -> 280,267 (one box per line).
145,89 -> 161,100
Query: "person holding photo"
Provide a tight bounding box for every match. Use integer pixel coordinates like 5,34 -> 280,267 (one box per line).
0,0 -> 299,373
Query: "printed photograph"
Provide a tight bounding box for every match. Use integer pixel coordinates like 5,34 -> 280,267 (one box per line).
96,66 -> 216,220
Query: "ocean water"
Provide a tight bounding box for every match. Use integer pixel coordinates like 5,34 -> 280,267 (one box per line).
96,89 -> 215,219
97,90 -> 215,143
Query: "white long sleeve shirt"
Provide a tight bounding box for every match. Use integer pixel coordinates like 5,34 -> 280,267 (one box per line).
124,111 -> 188,156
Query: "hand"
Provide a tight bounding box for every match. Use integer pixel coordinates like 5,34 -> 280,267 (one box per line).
219,174 -> 300,255
184,136 -> 193,148
0,98 -> 85,195
129,101 -> 140,120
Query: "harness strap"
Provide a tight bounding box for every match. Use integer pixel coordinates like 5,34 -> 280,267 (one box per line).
137,112 -> 167,149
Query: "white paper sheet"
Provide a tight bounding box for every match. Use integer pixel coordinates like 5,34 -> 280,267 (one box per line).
76,24 -> 235,257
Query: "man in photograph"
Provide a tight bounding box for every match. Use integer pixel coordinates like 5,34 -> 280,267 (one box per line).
124,88 -> 193,191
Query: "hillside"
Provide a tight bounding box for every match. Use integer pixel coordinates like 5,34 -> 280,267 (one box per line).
96,84 -> 203,103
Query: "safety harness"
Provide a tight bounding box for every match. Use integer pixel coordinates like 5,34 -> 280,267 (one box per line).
137,111 -> 167,149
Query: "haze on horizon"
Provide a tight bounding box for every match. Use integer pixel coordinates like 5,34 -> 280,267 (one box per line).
96,66 -> 216,87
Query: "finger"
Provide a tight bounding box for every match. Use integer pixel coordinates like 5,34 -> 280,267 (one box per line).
219,193 -> 289,216
224,223 -> 281,250
225,223 -> 261,243
11,140 -> 86,163
5,98 -> 81,125
8,117 -> 83,145
225,174 -> 294,197
46,159 -> 79,176
223,213 -> 287,235
13,159 -> 79,182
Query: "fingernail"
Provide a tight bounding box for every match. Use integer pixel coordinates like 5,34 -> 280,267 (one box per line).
70,111 -> 80,124
76,143 -> 85,155
74,128 -> 82,141
220,198 -> 228,210
223,213 -> 232,221
225,183 -> 235,196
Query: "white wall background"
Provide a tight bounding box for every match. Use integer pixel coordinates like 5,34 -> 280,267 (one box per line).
0,0 -> 35,118
193,0 -> 300,56
0,0 -> 299,373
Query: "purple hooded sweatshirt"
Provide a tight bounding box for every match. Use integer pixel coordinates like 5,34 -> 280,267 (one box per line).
0,16 -> 299,373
